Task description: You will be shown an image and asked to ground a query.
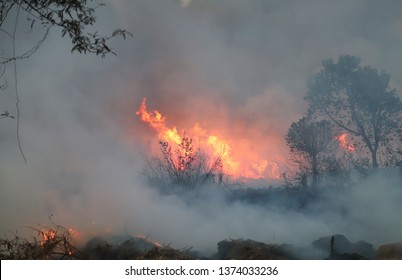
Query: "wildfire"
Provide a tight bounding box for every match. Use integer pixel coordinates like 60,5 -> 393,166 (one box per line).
40,228 -> 56,246
35,225 -> 81,258
136,98 -> 281,179
136,234 -> 162,248
136,98 -> 182,144
337,133 -> 355,153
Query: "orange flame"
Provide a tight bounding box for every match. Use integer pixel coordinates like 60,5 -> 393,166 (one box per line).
38,225 -> 82,247
136,98 -> 181,144
136,98 -> 281,180
40,228 -> 56,246
337,133 -> 355,153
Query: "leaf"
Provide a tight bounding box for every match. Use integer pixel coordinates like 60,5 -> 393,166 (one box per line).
112,29 -> 121,37
102,43 -> 110,52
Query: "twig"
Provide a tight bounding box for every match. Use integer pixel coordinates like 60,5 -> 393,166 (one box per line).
12,4 -> 27,163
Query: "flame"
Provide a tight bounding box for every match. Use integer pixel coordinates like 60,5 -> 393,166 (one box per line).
39,226 -> 81,246
136,234 -> 163,248
136,98 -> 281,180
136,98 -> 181,144
40,228 -> 56,246
337,133 -> 355,153
207,135 -> 239,175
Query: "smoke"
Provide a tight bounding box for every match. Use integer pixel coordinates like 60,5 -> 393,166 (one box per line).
1,0 -> 402,255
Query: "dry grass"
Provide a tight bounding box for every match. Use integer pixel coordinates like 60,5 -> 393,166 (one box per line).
136,246 -> 194,260
0,224 -> 79,260
0,221 -> 197,260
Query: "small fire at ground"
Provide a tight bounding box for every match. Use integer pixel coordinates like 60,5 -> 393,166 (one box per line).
40,228 -> 56,246
136,98 -> 281,180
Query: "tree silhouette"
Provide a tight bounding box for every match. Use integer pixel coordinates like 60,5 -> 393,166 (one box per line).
306,55 -> 402,168
286,117 -> 336,188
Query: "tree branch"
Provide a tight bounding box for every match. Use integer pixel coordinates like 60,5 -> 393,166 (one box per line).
12,4 -> 27,163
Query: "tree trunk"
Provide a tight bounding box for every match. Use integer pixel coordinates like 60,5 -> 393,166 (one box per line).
312,155 -> 318,189
371,149 -> 378,168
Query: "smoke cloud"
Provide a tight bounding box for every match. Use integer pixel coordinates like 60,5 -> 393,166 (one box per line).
1,0 -> 402,255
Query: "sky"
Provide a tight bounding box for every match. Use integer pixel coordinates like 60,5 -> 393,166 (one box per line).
1,0 -> 402,254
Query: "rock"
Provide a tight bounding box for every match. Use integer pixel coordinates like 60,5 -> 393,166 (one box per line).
311,234 -> 375,259
376,243 -> 402,259
328,252 -> 366,260
280,244 -> 322,260
218,239 -> 288,260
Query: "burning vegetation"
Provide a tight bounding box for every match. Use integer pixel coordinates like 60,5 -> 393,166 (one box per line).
143,136 -> 227,193
1,0 -> 402,264
3,222 -> 402,260
137,54 -> 402,192
0,217 -> 196,260
137,98 -> 281,181
0,223 -> 79,260
1,55 -> 401,260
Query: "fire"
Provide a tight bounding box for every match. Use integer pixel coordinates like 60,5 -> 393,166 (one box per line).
207,135 -> 239,175
136,98 -> 281,180
136,98 -> 181,144
38,225 -> 81,247
136,234 -> 163,248
40,228 -> 56,246
337,133 -> 355,153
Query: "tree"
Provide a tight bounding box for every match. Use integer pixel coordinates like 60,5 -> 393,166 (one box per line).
1,0 -> 130,59
1,0 -> 131,99
285,116 -> 336,188
306,55 -> 402,168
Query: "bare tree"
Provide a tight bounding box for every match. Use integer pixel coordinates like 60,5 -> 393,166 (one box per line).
144,136 -> 225,194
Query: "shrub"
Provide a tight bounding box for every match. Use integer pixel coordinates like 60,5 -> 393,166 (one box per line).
144,136 -> 226,193
0,224 -> 79,259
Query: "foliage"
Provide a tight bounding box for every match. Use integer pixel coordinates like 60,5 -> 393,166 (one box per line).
0,110 -> 14,119
285,116 -> 337,188
144,135 -> 225,193
0,0 -> 131,59
306,55 -> 402,167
